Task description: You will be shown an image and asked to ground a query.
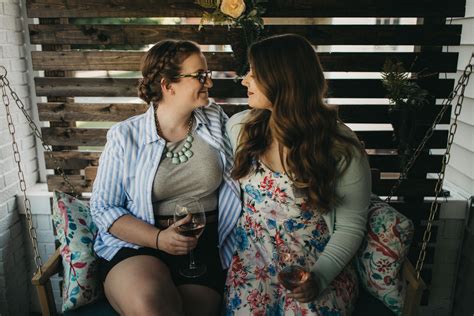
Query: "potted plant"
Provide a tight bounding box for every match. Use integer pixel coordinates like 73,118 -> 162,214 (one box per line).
381,59 -> 431,170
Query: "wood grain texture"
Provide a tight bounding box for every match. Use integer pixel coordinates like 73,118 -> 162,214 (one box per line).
34,78 -> 455,99
29,24 -> 462,46
26,0 -> 465,18
31,51 -> 459,73
38,102 -> 451,125
41,127 -> 449,149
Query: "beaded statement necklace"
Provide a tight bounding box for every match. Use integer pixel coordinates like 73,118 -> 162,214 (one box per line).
154,110 -> 194,165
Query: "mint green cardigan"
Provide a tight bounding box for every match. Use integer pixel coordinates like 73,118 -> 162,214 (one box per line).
226,110 -> 371,292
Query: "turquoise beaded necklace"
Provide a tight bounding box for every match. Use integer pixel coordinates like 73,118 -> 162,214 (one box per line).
154,109 -> 194,165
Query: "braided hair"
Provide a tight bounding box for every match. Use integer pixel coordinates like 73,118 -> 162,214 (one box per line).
137,40 -> 201,104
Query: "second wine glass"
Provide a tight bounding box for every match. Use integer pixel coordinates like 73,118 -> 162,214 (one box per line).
276,247 -> 311,291
174,198 -> 207,278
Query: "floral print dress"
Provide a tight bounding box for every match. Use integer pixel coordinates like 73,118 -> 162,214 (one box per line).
225,161 -> 358,316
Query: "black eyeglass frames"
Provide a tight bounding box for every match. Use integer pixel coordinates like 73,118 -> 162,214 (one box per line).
174,70 -> 212,84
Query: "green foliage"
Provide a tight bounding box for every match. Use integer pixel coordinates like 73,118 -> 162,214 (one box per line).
381,59 -> 430,111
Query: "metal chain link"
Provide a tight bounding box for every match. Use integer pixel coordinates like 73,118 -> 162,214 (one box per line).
382,55 -> 473,279
1,66 -> 42,273
385,56 -> 472,203
414,56 -> 473,279
1,65 -> 79,274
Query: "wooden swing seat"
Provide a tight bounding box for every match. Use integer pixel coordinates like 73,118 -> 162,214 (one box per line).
32,247 -> 424,316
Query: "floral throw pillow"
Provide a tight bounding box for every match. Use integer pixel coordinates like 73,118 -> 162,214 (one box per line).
51,191 -> 102,312
356,195 -> 414,315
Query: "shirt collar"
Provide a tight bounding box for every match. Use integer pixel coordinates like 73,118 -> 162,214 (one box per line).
144,103 -> 211,145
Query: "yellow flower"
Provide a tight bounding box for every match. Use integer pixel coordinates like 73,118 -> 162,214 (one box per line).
220,0 -> 246,19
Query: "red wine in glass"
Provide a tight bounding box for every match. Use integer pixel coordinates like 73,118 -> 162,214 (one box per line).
278,265 -> 310,291
174,198 -> 207,278
176,221 -> 205,238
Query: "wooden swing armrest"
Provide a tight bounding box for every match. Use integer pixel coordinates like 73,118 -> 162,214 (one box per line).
31,248 -> 61,316
402,259 -> 426,316
32,248 -> 62,286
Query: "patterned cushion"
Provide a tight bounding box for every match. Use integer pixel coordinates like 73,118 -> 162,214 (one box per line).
356,195 -> 414,315
52,191 -> 103,312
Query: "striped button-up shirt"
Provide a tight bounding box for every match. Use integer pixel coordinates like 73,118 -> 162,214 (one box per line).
90,102 -> 241,269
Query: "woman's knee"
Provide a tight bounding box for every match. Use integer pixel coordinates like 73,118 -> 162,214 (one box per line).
126,290 -> 184,316
104,255 -> 183,315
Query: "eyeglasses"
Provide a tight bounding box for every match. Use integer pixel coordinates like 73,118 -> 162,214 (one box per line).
174,70 -> 212,84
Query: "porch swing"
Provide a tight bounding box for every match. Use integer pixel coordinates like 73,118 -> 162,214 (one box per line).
1,53 -> 472,315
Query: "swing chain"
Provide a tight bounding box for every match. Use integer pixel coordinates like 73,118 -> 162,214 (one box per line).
414,57 -> 473,279
1,65 -> 80,274
0,66 -> 77,197
0,66 -> 42,273
385,56 -> 473,203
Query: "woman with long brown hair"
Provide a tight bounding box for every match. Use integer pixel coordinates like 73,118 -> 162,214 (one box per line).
225,34 -> 371,315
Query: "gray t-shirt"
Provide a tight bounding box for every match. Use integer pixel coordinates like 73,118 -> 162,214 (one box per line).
152,133 -> 223,216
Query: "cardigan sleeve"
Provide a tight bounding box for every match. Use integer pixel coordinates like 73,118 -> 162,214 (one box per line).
226,109 -> 251,152
311,148 -> 371,293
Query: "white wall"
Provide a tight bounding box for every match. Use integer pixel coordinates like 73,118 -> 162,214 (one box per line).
445,0 -> 474,197
0,0 -> 39,315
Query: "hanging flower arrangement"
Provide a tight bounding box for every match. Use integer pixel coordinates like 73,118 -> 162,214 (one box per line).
196,0 -> 267,76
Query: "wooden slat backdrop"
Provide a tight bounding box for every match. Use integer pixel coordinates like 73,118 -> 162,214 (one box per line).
37,103 -> 451,124
41,127 -> 449,149
29,24 -> 462,46
34,78 -> 455,98
26,0 -> 465,18
44,151 -> 444,173
32,51 -> 459,72
26,0 -> 465,301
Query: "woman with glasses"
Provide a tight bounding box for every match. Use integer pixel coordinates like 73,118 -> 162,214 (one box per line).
225,34 -> 371,315
91,39 -> 241,315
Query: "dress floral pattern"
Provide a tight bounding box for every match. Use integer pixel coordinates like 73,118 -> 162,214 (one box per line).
225,161 -> 358,316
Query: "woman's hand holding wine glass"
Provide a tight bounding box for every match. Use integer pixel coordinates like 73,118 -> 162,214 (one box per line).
157,214 -> 198,255
277,247 -> 319,303
174,198 -> 207,278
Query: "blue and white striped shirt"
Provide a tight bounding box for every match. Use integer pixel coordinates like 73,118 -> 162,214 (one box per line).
90,102 -> 241,269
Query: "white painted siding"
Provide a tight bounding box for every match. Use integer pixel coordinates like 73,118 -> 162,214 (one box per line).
445,0 -> 474,196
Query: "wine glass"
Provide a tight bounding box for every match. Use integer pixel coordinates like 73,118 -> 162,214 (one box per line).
276,246 -> 311,291
174,198 -> 206,278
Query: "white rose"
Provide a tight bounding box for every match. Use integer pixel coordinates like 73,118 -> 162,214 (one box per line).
220,0 -> 246,19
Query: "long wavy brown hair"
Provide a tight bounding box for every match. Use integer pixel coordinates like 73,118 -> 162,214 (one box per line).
232,34 -> 365,213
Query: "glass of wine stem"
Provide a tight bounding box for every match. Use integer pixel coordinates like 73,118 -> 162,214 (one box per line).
174,198 -> 207,278
276,247 -> 311,291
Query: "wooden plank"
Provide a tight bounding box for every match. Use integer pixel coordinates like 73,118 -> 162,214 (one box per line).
37,102 -> 249,121
41,127 -> 448,149
34,78 -> 455,99
47,175 -> 92,192
29,24 -> 462,46
31,51 -> 459,73
45,151 -> 101,169
368,154 -> 443,173
44,150 -> 444,173
38,102 -> 149,122
336,104 -> 451,124
83,165 -> 434,185
38,102 -> 451,125
84,166 -> 97,181
46,174 -> 439,196
26,0 -> 466,18
42,127 -> 108,146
